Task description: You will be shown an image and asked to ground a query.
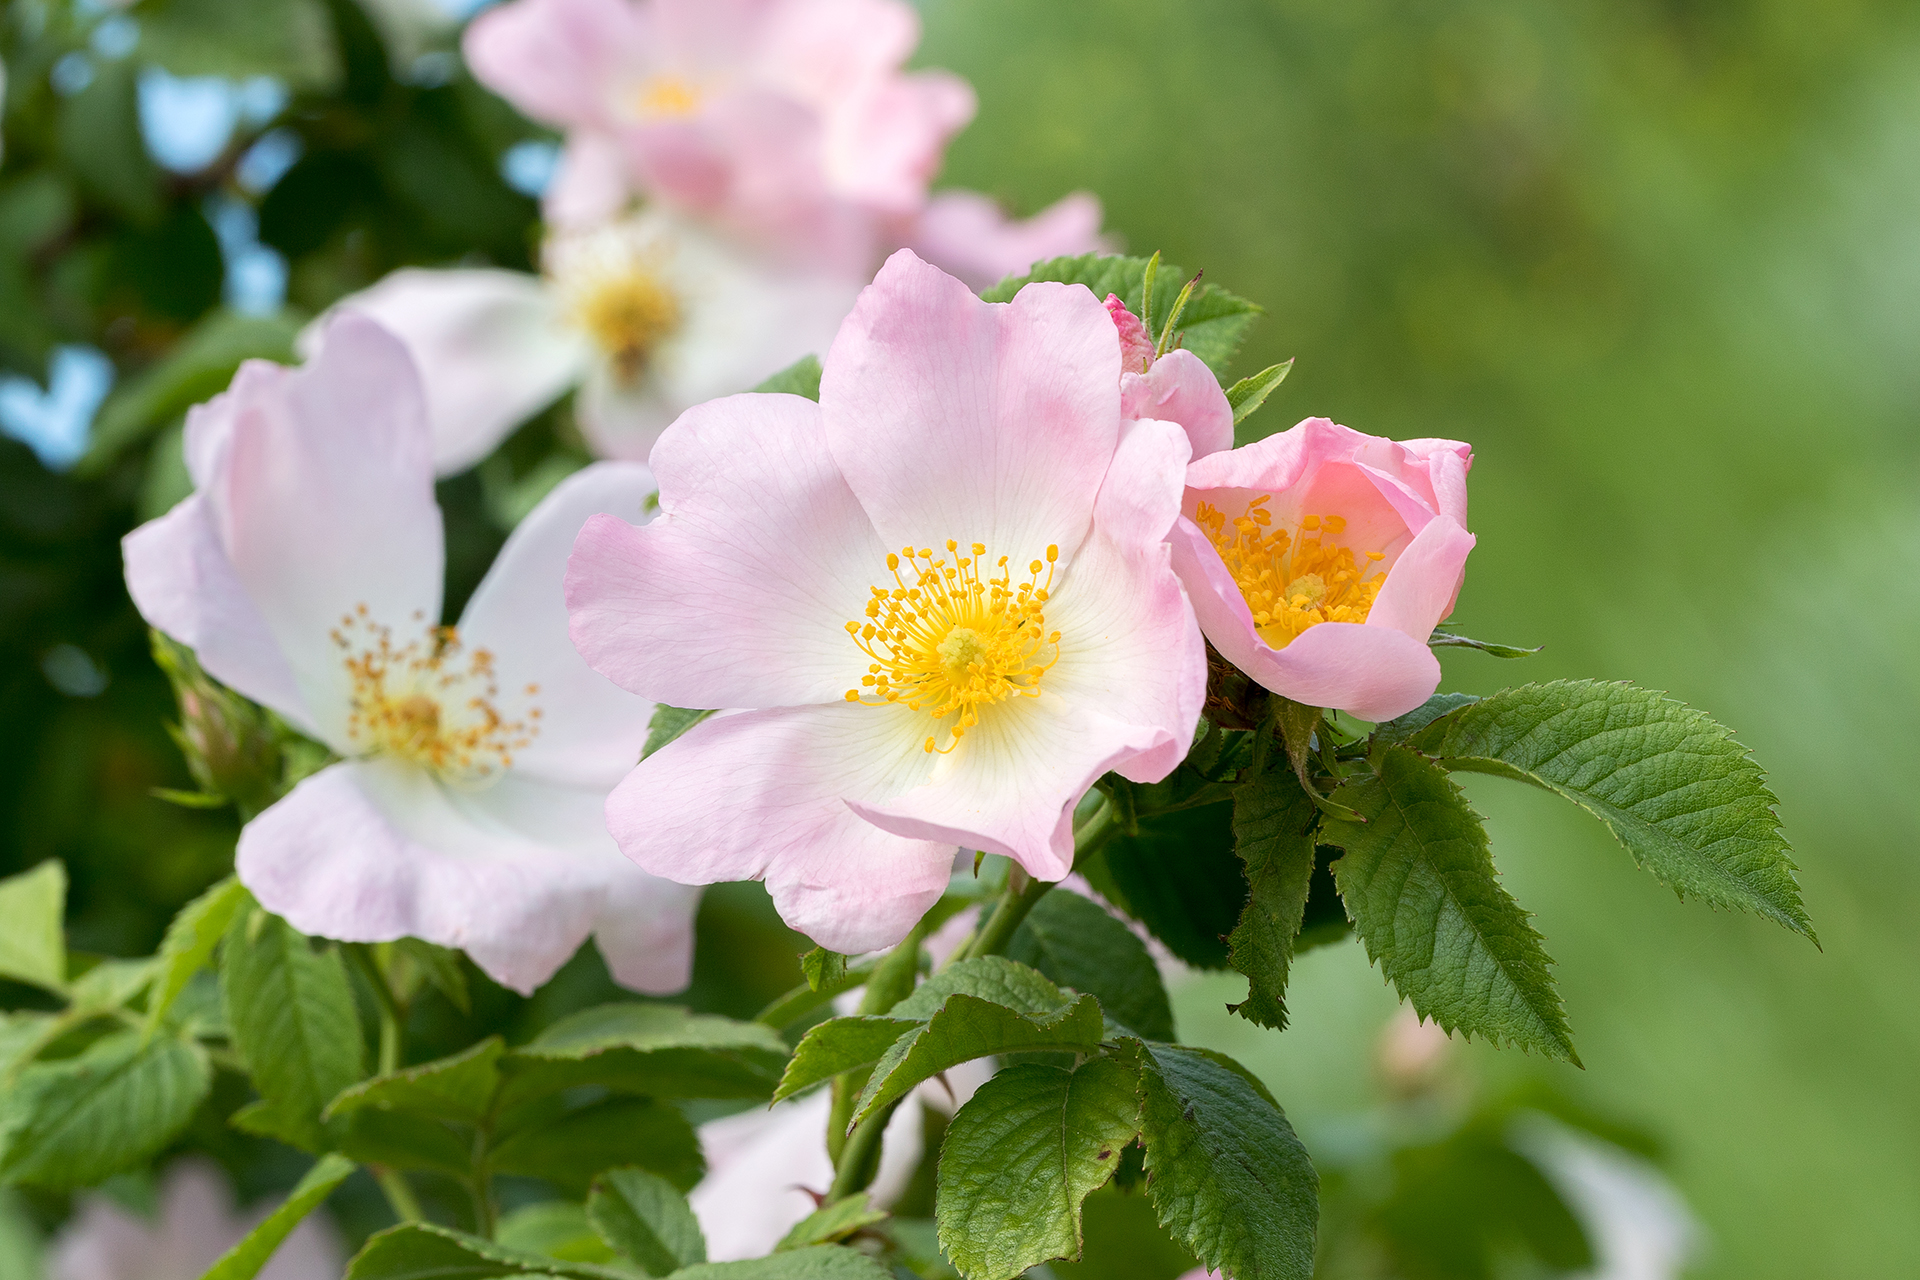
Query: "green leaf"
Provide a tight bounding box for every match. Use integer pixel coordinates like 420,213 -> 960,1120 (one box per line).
1226,766 -> 1322,1030
850,993 -> 1107,1126
756,959 -> 878,1031
668,1246 -> 893,1280
345,1222 -> 621,1280
392,938 -> 471,1014
332,1107 -> 473,1178
1403,680 -> 1813,938
491,1097 -> 703,1196
643,705 -> 720,760
936,1058 -> 1142,1280
981,254 -> 1261,375
498,1202 -> 620,1266
146,875 -> 247,1036
80,310 -> 304,473
1427,630 -> 1542,659
0,861 -> 66,992
57,61 -> 162,225
775,1194 -> 886,1251
324,1037 -> 505,1126
67,957 -> 156,1011
1136,1042 -> 1317,1280
800,947 -> 848,992
0,1032 -> 210,1188
1225,360 -> 1294,427
0,1013 -> 55,1079
1325,747 -> 1576,1061
588,1166 -> 707,1275
501,1004 -> 790,1104
138,0 -> 341,89
222,905 -> 368,1151
887,956 -> 1074,1021
752,355 -> 824,401
1006,890 -> 1175,1041
773,1016 -> 918,1104
1373,693 -> 1481,745
1093,803 -> 1246,969
204,1153 -> 356,1280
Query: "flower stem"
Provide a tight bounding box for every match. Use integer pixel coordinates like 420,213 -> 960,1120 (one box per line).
960,794 -> 1115,964
372,1165 -> 425,1223
344,943 -> 404,1075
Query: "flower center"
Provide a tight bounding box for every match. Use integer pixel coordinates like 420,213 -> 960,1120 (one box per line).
570,270 -> 681,383
845,541 -> 1062,754
633,74 -> 702,119
333,607 -> 540,784
1195,497 -> 1387,649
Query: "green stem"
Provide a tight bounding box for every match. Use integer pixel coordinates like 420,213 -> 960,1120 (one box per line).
828,1102 -> 898,1201
345,943 -> 404,1075
960,795 -> 1116,964
372,1165 -> 425,1223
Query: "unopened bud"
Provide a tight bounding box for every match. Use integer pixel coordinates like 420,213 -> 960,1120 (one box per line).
1105,293 -> 1156,375
151,631 -> 286,820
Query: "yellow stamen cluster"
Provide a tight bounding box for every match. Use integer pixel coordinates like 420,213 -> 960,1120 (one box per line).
845,541 -> 1062,754
570,270 -> 681,383
1194,496 -> 1388,649
634,74 -> 702,119
333,606 -> 540,783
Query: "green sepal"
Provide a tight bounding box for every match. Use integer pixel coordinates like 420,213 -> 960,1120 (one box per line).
752,355 -> 824,400
1427,630 -> 1542,658
1225,359 -> 1293,426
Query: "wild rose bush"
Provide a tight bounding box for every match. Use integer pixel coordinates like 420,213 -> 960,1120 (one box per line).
0,3 -> 1812,1280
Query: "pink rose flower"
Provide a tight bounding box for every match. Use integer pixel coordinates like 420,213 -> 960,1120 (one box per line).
123,314 -> 700,994
566,251 -> 1206,951
49,1158 -> 340,1280
1170,417 -> 1474,722
905,190 -> 1113,292
1104,293 -> 1234,461
465,0 -> 973,265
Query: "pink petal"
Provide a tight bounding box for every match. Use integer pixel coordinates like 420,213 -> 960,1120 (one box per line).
822,250 -> 1122,563
544,131 -> 635,230
186,315 -> 442,747
1367,512 -> 1476,640
123,494 -> 315,735
906,190 -> 1111,292
1120,348 -> 1235,459
1106,293 -> 1155,375
239,761 -> 693,995
567,391 -> 889,710
604,704 -> 953,953
820,71 -> 976,214
462,0 -> 645,129
1168,516 -> 1442,722
309,268 -> 588,476
459,462 -> 658,789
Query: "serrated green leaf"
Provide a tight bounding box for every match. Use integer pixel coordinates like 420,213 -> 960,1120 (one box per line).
851,993 -> 1106,1127
887,956 -> 1072,1022
222,906 -> 367,1151
1225,360 -> 1293,426
345,1221 -> 622,1280
1427,631 -> 1542,659
1227,767 -> 1322,1030
146,875 -> 247,1036
1094,804 -> 1247,969
643,706 -> 719,760
501,1004 -> 790,1104
0,1013 -> 55,1079
588,1166 -> 707,1275
667,1245 -> 893,1279
138,0 -> 340,89
498,1202 -> 621,1266
1325,747 -> 1576,1061
332,1105 -> 474,1178
325,1037 -> 504,1126
773,1017 -> 918,1104
800,947 -> 848,992
752,355 -> 824,400
81,310 -> 303,473
492,1097 -> 703,1196
0,1032 -> 210,1188
1373,693 -> 1481,745
775,1194 -> 886,1252
1136,1042 -> 1317,1280
204,1153 -> 355,1280
66,958 -> 156,1012
1403,680 -> 1812,938
0,861 -> 66,992
935,1058 -> 1142,1280
981,254 -> 1261,375
1006,889 -> 1175,1041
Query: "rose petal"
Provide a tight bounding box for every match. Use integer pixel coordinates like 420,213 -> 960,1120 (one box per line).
1121,348 -> 1235,460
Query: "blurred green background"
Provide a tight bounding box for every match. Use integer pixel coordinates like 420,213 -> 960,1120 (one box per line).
919,0 -> 1920,1275
3,0 -> 1916,1275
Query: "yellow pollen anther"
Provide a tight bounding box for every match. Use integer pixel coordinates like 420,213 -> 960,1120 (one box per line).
335,612 -> 538,784
1194,498 -> 1388,650
634,74 -> 701,119
570,269 -> 680,382
844,541 -> 1061,753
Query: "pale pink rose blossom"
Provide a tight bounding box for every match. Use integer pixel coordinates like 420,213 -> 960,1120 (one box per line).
464,0 -> 973,264
1103,293 -> 1234,461
308,209 -> 865,473
123,314 -> 700,994
1170,417 -> 1474,722
566,251 -> 1207,951
49,1158 -> 341,1280
904,190 -> 1114,292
